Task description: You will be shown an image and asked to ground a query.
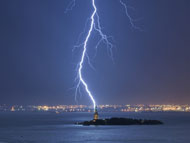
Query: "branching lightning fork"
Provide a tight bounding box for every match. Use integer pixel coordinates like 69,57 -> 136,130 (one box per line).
66,0 -> 141,111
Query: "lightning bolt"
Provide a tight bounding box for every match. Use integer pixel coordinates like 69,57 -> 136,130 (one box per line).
119,0 -> 143,31
64,0 -> 76,14
77,0 -> 97,110
66,0 -> 141,111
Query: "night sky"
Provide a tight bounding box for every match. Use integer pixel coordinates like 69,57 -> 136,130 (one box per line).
0,0 -> 190,105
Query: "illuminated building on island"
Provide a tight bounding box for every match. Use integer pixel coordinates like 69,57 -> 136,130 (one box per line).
93,106 -> 99,121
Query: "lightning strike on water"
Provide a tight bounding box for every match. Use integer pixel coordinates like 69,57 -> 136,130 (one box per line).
66,0 -> 141,111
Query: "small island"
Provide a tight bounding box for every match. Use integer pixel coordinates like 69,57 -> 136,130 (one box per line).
77,117 -> 163,126
76,106 -> 163,126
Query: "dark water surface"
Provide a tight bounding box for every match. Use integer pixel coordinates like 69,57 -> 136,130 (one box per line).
0,112 -> 190,143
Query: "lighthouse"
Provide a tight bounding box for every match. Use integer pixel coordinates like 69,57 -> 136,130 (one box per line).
93,106 -> 98,121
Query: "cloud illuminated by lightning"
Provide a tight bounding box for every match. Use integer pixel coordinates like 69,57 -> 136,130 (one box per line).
66,0 -> 141,111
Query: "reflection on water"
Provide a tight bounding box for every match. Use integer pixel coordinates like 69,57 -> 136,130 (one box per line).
0,112 -> 190,143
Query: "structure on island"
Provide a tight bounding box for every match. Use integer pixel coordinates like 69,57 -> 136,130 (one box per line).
75,106 -> 163,126
93,106 -> 99,121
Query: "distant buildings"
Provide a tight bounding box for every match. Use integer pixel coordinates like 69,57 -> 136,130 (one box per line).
0,104 -> 190,112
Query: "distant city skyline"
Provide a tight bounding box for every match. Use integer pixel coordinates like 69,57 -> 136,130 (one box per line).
1,104 -> 190,113
0,0 -> 190,105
